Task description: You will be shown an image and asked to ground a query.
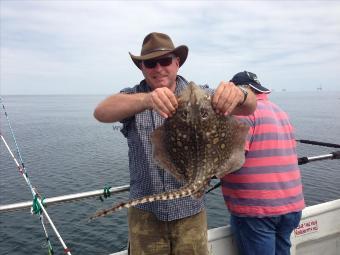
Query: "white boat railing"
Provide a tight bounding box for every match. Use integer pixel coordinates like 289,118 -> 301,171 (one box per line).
0,185 -> 130,212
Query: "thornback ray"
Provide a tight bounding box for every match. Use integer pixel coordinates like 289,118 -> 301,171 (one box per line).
90,82 -> 249,220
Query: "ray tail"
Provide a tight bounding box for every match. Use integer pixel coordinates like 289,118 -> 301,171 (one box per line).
90,183 -> 204,220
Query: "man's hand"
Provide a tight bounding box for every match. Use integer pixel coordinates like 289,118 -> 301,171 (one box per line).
212,81 -> 244,116
146,87 -> 178,118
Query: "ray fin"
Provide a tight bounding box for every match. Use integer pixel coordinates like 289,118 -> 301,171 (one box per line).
215,119 -> 249,178
151,126 -> 188,181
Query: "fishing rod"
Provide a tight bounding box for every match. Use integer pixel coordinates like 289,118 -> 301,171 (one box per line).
1,98 -> 72,255
296,139 -> 340,149
298,151 -> 340,165
1,135 -> 72,255
206,150 -> 340,194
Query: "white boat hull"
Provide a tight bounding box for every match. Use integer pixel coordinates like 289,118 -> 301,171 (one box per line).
111,199 -> 340,255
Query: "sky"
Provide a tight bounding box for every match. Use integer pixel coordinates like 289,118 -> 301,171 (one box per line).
1,0 -> 340,95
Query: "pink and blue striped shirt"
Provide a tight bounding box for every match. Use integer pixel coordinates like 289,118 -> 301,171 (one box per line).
221,94 -> 305,216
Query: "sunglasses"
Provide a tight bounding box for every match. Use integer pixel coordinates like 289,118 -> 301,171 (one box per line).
143,56 -> 174,69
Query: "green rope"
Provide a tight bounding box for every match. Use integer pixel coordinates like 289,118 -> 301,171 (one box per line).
103,186 -> 111,198
99,186 -> 112,201
32,195 -> 42,214
32,195 -> 46,214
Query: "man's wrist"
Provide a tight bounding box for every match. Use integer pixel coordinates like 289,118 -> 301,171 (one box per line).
141,93 -> 153,110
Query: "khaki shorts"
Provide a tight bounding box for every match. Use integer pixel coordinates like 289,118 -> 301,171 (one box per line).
128,207 -> 208,255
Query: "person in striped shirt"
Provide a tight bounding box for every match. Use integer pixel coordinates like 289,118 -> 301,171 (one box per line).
221,71 -> 305,255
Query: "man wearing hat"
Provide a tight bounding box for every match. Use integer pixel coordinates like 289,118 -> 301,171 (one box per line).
94,33 -> 257,255
221,71 -> 305,255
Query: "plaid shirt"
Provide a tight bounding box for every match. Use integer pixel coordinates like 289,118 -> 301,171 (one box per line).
120,76 -> 206,221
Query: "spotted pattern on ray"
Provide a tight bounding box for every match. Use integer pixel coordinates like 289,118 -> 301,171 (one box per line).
90,82 -> 249,220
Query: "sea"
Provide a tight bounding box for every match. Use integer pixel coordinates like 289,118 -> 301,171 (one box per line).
1,91 -> 340,255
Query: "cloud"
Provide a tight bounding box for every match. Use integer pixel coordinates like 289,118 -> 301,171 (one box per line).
1,1 -> 340,94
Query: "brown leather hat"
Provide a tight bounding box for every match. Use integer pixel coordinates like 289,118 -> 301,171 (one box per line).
129,32 -> 188,69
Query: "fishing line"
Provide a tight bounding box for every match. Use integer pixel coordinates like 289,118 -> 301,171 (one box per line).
1,98 -> 72,255
1,97 -> 35,196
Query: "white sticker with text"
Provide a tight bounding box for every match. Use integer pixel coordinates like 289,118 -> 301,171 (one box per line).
294,219 -> 319,236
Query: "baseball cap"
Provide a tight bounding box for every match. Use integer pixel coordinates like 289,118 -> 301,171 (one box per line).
230,71 -> 271,94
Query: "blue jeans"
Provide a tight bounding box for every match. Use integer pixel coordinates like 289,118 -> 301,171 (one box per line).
230,212 -> 302,255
